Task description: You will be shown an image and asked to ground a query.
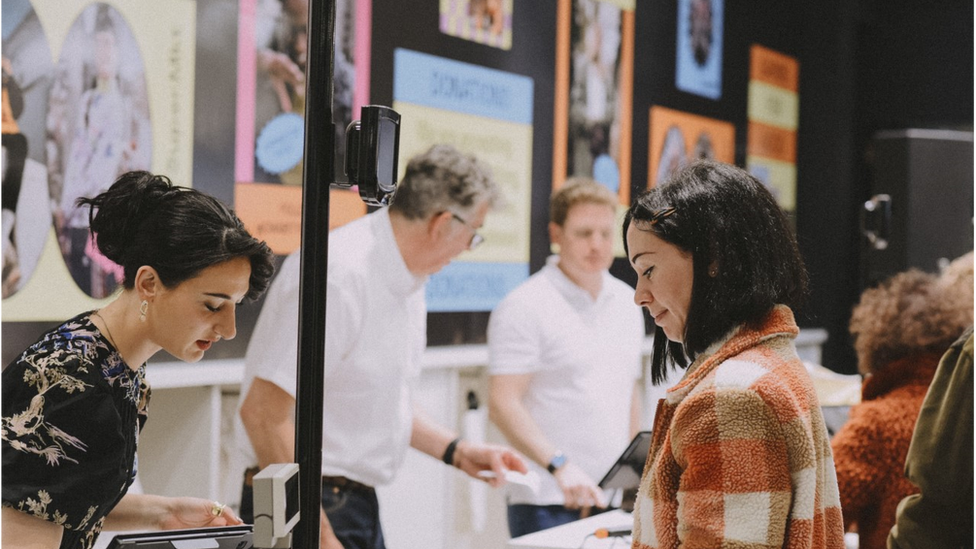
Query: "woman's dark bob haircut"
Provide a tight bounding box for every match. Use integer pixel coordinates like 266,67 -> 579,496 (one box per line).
624,160 -> 808,383
78,171 -> 275,301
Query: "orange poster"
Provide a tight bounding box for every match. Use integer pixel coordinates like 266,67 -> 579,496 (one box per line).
647,106 -> 735,188
235,184 -> 365,254
749,44 -> 800,92
553,0 -> 634,206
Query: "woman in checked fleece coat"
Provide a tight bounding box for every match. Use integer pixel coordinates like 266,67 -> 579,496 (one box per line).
623,160 -> 845,549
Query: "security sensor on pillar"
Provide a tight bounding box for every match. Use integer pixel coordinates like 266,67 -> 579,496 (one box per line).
341,105 -> 401,207
252,463 -> 301,549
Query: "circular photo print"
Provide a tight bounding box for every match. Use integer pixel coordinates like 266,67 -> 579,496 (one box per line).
46,3 -> 152,298
2,0 -> 55,299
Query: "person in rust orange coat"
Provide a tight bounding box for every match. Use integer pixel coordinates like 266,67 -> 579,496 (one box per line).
831,253 -> 973,549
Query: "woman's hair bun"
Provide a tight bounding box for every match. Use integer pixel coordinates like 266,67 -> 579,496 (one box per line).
79,171 -> 177,265
74,170 -> 275,300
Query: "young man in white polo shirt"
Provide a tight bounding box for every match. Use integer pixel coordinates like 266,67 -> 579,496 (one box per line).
235,144 -> 527,549
487,177 -> 645,537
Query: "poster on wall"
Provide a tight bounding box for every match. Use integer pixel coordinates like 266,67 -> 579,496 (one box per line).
746,44 -> 798,219
2,0 -> 196,322
647,105 -> 735,188
393,48 -> 532,312
234,0 -> 370,255
3,0 -> 54,301
47,3 -> 153,301
439,0 -> 513,50
675,0 -> 723,100
553,0 -> 634,202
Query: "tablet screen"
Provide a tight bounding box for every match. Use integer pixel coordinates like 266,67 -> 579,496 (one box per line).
597,430 -> 652,490
106,525 -> 253,549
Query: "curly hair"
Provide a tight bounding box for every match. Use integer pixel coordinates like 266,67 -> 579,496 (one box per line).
939,250 -> 973,305
850,256 -> 974,376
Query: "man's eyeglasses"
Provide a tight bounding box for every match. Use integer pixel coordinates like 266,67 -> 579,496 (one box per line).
450,213 -> 484,250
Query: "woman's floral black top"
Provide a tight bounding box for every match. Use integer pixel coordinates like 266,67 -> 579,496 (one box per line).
2,312 -> 150,549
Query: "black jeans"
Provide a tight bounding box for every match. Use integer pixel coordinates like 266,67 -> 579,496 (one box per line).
240,477 -> 386,549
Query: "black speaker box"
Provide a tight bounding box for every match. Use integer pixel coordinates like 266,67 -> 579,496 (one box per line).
862,129 -> 973,287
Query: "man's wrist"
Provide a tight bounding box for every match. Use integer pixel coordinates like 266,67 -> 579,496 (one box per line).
547,451 -> 567,474
442,437 -> 463,466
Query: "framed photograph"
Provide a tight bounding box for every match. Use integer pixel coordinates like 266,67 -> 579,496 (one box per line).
675,0 -> 724,99
439,0 -> 513,50
553,0 -> 634,207
648,105 -> 734,188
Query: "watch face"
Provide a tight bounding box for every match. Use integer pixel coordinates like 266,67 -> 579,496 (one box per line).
550,453 -> 567,471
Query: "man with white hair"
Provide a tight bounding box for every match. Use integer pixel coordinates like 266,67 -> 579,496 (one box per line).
236,144 -> 527,549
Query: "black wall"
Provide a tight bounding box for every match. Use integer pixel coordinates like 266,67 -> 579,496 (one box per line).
3,0 -> 972,373
366,0 -> 974,373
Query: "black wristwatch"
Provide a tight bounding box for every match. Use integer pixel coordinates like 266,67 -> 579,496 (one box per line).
547,451 -> 567,474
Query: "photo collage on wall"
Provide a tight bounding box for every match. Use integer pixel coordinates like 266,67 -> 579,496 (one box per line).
554,0 -> 634,202
675,0 -> 723,99
2,0 -> 194,322
47,3 -> 152,300
3,0 -> 54,302
1,0 -> 801,319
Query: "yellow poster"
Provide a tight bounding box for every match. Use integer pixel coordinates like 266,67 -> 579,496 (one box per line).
747,44 -> 799,213
394,102 -> 532,266
393,48 -> 533,311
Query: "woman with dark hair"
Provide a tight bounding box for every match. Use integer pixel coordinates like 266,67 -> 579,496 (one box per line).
2,171 -> 275,549
624,160 -> 844,548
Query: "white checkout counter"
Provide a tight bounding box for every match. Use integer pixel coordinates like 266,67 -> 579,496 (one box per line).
129,330 -> 829,549
508,509 -> 635,549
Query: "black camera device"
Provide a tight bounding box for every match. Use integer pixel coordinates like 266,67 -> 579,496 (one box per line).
342,105 -> 401,206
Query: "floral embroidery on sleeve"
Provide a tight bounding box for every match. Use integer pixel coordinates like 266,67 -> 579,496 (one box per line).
2,349 -> 92,466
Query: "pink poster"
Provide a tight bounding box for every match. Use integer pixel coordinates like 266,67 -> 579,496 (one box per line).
234,0 -> 371,253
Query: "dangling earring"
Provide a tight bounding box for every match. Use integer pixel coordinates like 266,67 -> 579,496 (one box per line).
139,300 -> 149,322
708,266 -> 719,278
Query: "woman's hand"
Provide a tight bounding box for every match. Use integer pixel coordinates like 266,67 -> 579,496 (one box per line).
158,498 -> 244,530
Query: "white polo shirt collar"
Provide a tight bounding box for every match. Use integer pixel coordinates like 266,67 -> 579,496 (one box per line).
541,254 -> 612,309
372,209 -> 427,296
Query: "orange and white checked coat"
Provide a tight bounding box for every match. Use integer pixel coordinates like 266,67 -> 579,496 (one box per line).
633,306 -> 845,549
